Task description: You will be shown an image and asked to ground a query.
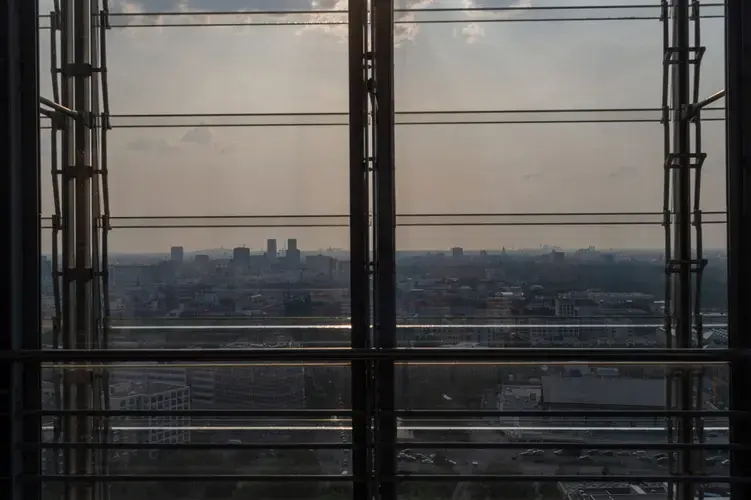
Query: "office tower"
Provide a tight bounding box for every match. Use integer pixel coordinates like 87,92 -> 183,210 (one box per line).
451,246 -> 463,258
232,246 -> 251,267
193,254 -> 210,265
170,246 -> 184,262
266,238 -> 277,260
286,238 -> 301,266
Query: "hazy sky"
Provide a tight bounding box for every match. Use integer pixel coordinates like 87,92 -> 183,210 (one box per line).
38,0 -> 729,253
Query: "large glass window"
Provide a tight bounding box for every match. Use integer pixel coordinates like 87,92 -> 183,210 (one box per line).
2,1 -> 748,500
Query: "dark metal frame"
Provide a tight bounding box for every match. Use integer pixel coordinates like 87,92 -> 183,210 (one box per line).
348,0 -> 371,498
1,1 -> 42,500
726,1 -> 751,498
2,2 -> 751,500
372,1 -> 397,499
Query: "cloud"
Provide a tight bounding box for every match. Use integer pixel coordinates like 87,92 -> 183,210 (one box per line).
452,0 -> 534,43
456,23 -> 484,44
180,127 -> 214,145
109,0 -> 529,44
111,0 -> 311,13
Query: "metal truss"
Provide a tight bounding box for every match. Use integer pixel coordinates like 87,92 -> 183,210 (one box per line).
42,1 -> 113,500
658,1 -> 721,499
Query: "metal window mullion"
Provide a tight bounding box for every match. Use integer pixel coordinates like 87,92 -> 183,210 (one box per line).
689,4 -> 706,495
671,2 -> 696,500
372,0 -> 396,498
49,0 -> 65,478
660,3 -> 678,495
349,0 -> 372,498
1,0 -> 42,500
726,0 -> 751,497
59,0 -> 75,496
97,5 -> 113,484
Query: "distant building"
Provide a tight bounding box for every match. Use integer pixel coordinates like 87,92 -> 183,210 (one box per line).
306,254 -> 336,279
451,246 -> 464,258
170,246 -> 184,262
108,381 -> 191,459
541,375 -> 665,410
193,254 -> 210,265
555,296 -> 579,318
551,249 -> 565,263
214,338 -> 306,411
232,246 -> 251,267
558,482 -> 671,500
266,238 -> 277,260
286,238 -> 301,266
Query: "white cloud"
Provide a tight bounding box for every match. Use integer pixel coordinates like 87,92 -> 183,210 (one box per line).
455,22 -> 484,44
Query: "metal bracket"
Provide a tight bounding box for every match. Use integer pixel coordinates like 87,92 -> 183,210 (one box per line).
61,62 -> 95,77
666,259 -> 709,274
62,164 -> 95,179
49,10 -> 62,31
62,268 -> 95,283
664,152 -> 707,169
663,46 -> 706,65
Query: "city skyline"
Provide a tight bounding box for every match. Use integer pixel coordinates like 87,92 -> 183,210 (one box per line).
37,0 -> 729,252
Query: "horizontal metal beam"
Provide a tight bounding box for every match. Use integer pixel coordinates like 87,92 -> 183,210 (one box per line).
16,474 -> 746,483
395,409 -> 735,418
26,409 -> 739,418
33,442 -> 351,450
34,409 -> 354,417
30,474 -> 352,482
3,348 -> 744,363
28,441 -> 742,451
401,442 -> 738,451
398,474 -> 744,483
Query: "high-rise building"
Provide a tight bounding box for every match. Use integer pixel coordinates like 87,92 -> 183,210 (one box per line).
286,238 -> 300,266
170,246 -> 184,262
193,254 -> 210,265
232,246 -> 251,267
266,238 -> 277,260
451,246 -> 464,258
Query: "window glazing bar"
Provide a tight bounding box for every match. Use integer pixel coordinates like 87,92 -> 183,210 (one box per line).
0,0 -> 42,499
726,1 -> 751,498
348,1 -> 371,499
372,0 -> 397,498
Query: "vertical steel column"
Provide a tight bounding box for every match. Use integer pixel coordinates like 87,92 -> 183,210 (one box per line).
725,1 -> 751,497
60,0 -> 96,499
0,0 -> 42,499
672,0 -> 696,490
687,5 -> 707,498
372,0 -> 396,498
349,0 -> 372,499
659,6 -> 676,496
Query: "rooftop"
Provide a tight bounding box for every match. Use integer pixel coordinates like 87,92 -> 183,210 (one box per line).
109,381 -> 187,399
542,376 -> 665,408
